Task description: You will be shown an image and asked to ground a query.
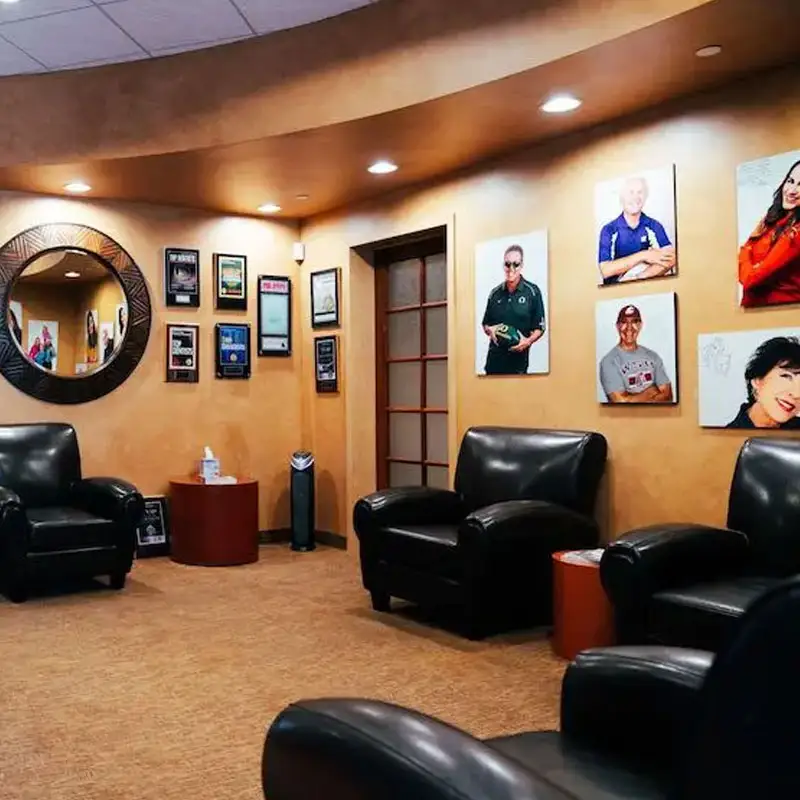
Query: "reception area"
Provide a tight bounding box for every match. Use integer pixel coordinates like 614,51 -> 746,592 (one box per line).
0,0 -> 798,798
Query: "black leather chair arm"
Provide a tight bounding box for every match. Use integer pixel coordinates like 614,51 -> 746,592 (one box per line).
0,485 -> 27,537
263,698 -> 556,800
70,477 -> 145,527
459,500 -> 598,551
561,645 -> 712,769
600,524 -> 751,611
353,487 -> 465,536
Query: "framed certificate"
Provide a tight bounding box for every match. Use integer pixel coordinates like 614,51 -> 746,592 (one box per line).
165,248 -> 200,307
214,253 -> 247,311
315,335 -> 339,393
257,275 -> 291,356
215,322 -> 251,378
310,268 -> 340,328
165,322 -> 199,383
135,496 -> 170,558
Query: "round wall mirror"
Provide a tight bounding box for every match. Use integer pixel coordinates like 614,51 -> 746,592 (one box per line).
0,223 -> 151,405
8,249 -> 128,377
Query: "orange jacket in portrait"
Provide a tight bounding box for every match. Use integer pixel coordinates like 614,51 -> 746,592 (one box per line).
738,213 -> 800,307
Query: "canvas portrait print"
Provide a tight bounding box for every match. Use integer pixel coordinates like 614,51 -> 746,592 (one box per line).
595,165 -> 677,286
85,309 -> 99,364
100,322 -> 114,364
26,320 -> 59,372
736,149 -> 800,308
474,230 -> 549,376
595,292 -> 678,404
698,328 -> 800,429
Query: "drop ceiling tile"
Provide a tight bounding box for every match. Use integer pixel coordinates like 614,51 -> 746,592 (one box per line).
0,37 -> 45,75
150,35 -> 250,58
232,0 -> 374,35
0,6 -> 144,68
101,0 -> 252,52
0,0 -> 93,25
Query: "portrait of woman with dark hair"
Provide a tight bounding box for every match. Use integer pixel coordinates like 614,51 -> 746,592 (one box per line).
726,336 -> 800,429
738,158 -> 800,308
7,306 -> 21,342
86,310 -> 98,363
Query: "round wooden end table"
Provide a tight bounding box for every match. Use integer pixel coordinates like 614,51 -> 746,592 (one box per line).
169,477 -> 259,566
552,550 -> 615,660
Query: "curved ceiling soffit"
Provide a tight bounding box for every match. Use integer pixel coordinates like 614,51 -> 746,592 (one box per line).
0,0 -> 712,167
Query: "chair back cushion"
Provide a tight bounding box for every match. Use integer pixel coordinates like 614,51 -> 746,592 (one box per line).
683,577 -> 800,799
726,437 -> 800,576
453,427 -> 607,516
0,423 -> 81,507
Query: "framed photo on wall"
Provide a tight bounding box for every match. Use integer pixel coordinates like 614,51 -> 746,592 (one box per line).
214,253 -> 247,311
736,149 -> 800,309
135,496 -> 170,558
474,230 -> 549,376
215,322 -> 251,379
698,327 -> 800,429
257,275 -> 292,356
165,322 -> 199,383
165,248 -> 200,307
310,268 -> 340,328
315,335 -> 338,393
595,292 -> 678,405
594,165 -> 677,286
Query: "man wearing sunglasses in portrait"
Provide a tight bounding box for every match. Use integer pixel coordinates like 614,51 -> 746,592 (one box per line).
481,243 -> 546,375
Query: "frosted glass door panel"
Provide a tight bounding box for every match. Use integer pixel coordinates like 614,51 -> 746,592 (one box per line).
426,413 -> 448,463
425,307 -> 447,355
426,360 -> 447,408
388,310 -> 420,358
388,258 -> 420,308
425,254 -> 447,302
390,462 -> 422,487
427,466 -> 449,490
389,362 -> 421,407
390,413 -> 421,460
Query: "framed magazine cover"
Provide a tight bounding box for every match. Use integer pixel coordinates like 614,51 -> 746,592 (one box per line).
135,496 -> 170,558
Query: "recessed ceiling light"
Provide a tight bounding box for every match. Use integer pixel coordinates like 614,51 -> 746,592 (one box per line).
257,203 -> 281,213
295,194 -> 310,201
0,1 -> 21,5
64,271 -> 81,279
540,94 -> 582,114
368,160 -> 398,175
695,45 -> 722,58
63,181 -> 91,193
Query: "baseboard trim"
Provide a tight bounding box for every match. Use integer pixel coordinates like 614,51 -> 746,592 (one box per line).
259,529 -> 346,551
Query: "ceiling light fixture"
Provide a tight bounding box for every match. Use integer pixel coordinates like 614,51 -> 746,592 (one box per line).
0,1 -> 21,5
368,160 -> 398,175
257,203 -> 282,213
540,94 -> 582,114
295,194 -> 310,201
63,181 -> 91,193
64,271 -> 81,279
695,45 -> 722,58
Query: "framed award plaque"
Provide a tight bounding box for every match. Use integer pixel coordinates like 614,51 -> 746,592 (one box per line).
314,335 -> 339,393
257,274 -> 291,356
215,322 -> 251,379
165,248 -> 200,307
310,268 -> 340,328
214,253 -> 248,310
135,496 -> 170,558
165,323 -> 199,383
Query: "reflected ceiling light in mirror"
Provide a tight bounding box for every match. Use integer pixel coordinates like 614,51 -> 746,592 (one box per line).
0,1 -> 21,4
540,94 -> 582,114
257,203 -> 281,213
295,194 -> 310,201
63,181 -> 91,193
64,271 -> 80,278
695,45 -> 723,58
368,160 -> 398,175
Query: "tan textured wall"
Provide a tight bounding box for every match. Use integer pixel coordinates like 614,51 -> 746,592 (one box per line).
0,192 -> 301,530
302,67 -> 800,545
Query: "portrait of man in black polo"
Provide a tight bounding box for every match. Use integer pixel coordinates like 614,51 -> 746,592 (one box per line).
480,243 -> 546,375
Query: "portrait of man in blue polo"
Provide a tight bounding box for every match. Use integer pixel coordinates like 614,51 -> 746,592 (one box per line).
480,243 -> 546,375
596,174 -> 676,285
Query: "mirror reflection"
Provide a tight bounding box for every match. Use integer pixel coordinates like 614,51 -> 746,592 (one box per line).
7,249 -> 128,377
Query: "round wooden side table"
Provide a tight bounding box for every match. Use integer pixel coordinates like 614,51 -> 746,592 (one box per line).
552,550 -> 615,660
169,477 -> 259,566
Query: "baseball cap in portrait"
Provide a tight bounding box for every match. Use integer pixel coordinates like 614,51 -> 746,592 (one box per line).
616,304 -> 642,323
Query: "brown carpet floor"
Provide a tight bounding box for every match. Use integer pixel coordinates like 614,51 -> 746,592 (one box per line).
0,546 -> 566,800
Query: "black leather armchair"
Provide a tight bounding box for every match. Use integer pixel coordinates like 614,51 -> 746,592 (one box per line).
354,427 -> 608,638
600,436 -> 800,651
0,423 -> 144,602
262,577 -> 800,800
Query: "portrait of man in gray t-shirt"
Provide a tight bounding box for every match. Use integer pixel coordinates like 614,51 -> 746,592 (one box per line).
599,304 -> 673,403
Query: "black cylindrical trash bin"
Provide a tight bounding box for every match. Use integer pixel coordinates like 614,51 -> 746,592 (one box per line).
290,451 -> 316,551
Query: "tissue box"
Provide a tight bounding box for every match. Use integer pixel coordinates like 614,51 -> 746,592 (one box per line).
199,458 -> 220,483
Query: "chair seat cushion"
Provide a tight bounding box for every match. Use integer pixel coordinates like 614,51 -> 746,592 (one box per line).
27,506 -> 117,553
379,523 -> 461,580
649,576 -> 781,651
486,731 -> 669,800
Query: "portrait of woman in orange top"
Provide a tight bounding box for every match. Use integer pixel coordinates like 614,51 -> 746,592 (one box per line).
738,158 -> 800,308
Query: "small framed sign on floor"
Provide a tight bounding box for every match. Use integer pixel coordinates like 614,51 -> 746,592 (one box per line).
135,496 -> 170,558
